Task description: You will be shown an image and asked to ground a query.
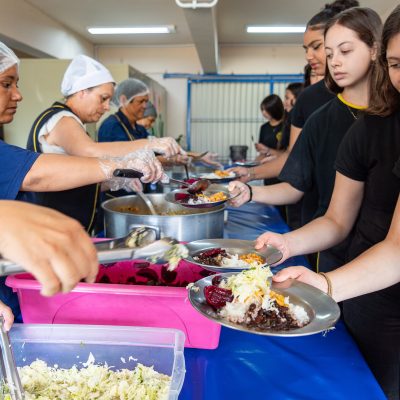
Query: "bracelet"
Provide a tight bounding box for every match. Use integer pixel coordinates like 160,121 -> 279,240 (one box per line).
318,272 -> 332,297
244,183 -> 253,202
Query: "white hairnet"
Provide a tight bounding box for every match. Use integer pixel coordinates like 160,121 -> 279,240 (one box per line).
61,54 -> 115,97
0,42 -> 19,74
144,101 -> 158,118
113,78 -> 149,107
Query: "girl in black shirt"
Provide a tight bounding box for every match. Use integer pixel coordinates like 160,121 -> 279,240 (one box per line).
230,7 -> 381,271
255,6 -> 400,399
230,0 -> 357,183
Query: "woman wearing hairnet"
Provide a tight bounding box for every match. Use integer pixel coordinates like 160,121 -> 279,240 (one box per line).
98,78 -> 223,169
26,55 -> 179,231
0,42 -> 167,326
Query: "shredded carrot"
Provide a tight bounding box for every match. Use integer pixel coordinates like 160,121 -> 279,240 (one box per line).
214,170 -> 231,178
239,253 -> 264,265
270,290 -> 288,307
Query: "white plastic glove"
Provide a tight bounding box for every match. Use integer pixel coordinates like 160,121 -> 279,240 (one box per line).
147,136 -> 186,158
99,150 -> 169,192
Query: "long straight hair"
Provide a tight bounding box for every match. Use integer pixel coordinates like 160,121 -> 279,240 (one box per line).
367,5 -> 400,116
323,7 -> 382,94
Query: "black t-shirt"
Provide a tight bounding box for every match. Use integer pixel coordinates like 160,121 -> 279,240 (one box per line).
393,157 -> 400,178
291,80 -> 335,129
280,110 -> 292,150
258,121 -> 283,149
279,96 -> 360,225
335,110 -> 400,263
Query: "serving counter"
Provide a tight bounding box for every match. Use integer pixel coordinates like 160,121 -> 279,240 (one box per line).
181,202 -> 386,399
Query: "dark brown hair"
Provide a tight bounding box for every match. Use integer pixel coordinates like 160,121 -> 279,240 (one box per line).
307,0 -> 359,31
323,7 -> 382,94
368,5 -> 400,116
260,94 -> 284,121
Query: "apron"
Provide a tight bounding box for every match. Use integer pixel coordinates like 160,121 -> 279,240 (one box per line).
27,102 -> 100,233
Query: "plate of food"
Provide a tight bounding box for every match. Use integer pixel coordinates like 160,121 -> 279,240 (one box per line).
185,239 -> 282,272
164,184 -> 239,208
188,267 -> 340,337
194,170 -> 237,183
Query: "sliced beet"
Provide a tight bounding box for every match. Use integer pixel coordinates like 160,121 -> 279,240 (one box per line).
204,285 -> 233,309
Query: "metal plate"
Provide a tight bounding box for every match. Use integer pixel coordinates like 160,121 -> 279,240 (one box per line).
164,184 -> 239,209
185,239 -> 282,272
234,161 -> 260,167
188,272 -> 341,337
192,172 -> 238,184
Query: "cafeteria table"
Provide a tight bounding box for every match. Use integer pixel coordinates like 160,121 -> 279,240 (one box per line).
180,202 -> 386,400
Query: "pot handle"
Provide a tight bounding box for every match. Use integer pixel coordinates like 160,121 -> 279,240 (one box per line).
113,169 -> 144,179
128,224 -> 161,240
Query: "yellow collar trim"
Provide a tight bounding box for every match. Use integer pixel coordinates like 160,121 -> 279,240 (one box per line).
337,93 -> 367,110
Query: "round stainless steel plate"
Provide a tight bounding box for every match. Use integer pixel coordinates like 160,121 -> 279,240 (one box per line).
192,174 -> 238,184
188,272 -> 341,337
185,239 -> 282,272
234,161 -> 260,167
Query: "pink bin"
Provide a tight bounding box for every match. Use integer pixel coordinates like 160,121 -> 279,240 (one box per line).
6,260 -> 221,349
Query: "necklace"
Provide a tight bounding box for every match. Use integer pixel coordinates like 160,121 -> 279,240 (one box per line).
347,106 -> 358,121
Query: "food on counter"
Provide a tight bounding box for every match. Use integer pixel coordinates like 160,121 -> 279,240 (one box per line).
193,247 -> 265,268
187,192 -> 227,205
200,170 -> 236,180
204,266 -> 310,331
2,359 -> 170,400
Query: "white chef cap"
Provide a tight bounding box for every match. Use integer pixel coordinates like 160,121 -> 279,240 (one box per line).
0,42 -> 19,74
61,54 -> 115,97
113,78 -> 149,107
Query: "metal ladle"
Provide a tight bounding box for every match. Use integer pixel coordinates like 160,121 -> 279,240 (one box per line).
0,316 -> 24,400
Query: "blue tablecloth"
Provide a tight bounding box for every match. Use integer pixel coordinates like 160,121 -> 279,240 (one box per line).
180,202 -> 385,400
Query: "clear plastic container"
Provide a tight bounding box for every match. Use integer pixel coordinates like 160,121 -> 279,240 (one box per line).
2,324 -> 186,400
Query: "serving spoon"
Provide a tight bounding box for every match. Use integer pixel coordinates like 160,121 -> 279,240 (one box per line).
113,169 -> 210,194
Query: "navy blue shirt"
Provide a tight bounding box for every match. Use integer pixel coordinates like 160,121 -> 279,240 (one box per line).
0,141 -> 39,200
98,109 -> 148,142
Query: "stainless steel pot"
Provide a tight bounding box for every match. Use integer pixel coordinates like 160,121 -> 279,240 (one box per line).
102,194 -> 225,241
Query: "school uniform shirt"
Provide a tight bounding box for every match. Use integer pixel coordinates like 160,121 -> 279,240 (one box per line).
258,121 -> 283,149
0,141 -> 39,200
334,110 -> 400,400
335,110 -> 400,267
98,109 -> 149,143
278,95 -> 363,272
291,80 -> 335,129
279,95 -> 361,224
280,110 -> 292,150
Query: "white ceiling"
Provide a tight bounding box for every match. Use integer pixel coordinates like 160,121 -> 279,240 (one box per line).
24,0 -> 397,72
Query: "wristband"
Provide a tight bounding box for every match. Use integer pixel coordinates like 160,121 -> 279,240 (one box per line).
244,183 -> 253,202
318,272 -> 332,297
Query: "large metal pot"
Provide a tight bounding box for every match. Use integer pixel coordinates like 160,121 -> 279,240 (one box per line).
102,194 -> 225,241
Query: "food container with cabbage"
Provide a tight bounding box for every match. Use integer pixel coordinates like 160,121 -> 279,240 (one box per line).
0,324 -> 185,400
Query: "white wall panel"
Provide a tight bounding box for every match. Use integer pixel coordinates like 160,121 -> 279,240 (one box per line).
190,80 -> 297,161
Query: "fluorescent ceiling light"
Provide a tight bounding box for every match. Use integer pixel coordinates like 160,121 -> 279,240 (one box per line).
247,26 -> 305,33
88,26 -> 175,35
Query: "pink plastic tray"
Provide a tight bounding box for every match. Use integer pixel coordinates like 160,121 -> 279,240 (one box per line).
6,260 -> 221,349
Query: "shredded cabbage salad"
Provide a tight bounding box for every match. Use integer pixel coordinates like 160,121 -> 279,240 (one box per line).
2,359 -> 171,400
